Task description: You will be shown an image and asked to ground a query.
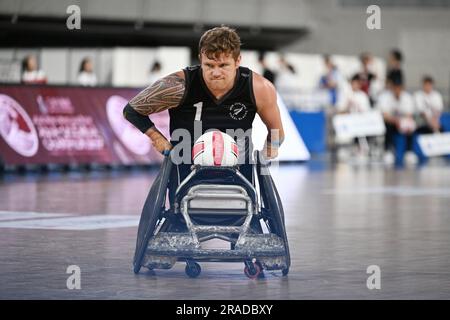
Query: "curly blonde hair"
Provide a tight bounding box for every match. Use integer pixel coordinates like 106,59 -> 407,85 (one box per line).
199,25 -> 241,60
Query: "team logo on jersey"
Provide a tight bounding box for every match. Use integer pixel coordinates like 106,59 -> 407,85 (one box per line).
229,102 -> 248,121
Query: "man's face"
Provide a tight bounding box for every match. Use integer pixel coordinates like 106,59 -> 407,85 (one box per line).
200,52 -> 241,92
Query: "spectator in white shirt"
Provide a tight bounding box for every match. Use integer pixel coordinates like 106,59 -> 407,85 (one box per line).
335,74 -> 373,160
414,76 -> 443,134
21,55 -> 47,84
337,74 -> 371,114
77,57 -> 97,86
376,70 -> 417,164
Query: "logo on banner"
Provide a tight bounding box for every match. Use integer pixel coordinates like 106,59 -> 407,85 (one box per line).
106,95 -> 151,156
0,94 -> 39,157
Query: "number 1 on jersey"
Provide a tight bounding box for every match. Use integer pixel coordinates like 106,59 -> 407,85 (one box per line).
194,102 -> 203,121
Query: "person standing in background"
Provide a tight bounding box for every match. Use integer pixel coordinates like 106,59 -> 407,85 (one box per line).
319,55 -> 345,107
21,55 -> 47,84
387,49 -> 404,80
77,57 -> 98,86
357,52 -> 376,106
148,61 -> 163,85
258,52 -> 276,84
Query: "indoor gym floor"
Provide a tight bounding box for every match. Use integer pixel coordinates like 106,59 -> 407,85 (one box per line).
1,159 -> 449,299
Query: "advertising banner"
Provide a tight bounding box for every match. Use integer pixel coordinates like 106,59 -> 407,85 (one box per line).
0,85 -> 169,166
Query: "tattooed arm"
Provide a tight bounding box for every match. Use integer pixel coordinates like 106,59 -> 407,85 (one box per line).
129,71 -> 185,115
124,71 -> 185,154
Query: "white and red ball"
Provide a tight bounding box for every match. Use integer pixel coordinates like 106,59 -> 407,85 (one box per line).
192,131 -> 239,166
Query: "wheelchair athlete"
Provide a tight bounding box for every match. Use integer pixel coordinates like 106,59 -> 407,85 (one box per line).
122,25 -> 284,171
124,26 -> 290,278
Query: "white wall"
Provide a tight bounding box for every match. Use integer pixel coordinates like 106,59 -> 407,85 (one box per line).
41,49 -> 69,84
111,47 -> 190,87
0,46 -> 190,87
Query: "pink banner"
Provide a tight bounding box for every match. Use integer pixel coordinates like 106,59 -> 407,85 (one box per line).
0,85 -> 169,166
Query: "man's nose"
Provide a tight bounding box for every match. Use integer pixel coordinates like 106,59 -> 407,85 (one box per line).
211,68 -> 221,77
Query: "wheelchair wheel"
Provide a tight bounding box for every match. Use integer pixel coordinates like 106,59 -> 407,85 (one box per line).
133,155 -> 173,274
185,261 -> 201,278
257,165 -> 291,270
282,267 -> 289,276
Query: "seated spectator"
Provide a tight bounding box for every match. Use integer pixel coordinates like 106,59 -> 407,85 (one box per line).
21,55 -> 47,84
335,74 -> 374,162
77,57 -> 97,86
337,74 -> 371,114
414,76 -> 443,134
376,70 -> 417,165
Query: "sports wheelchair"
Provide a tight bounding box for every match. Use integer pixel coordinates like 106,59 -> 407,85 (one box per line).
133,151 -> 290,279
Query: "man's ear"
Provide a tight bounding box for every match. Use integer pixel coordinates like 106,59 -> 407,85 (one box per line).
235,55 -> 241,68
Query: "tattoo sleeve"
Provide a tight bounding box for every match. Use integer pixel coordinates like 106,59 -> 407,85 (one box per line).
129,73 -> 185,115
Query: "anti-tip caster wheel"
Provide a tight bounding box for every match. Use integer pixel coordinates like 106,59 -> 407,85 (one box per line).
185,261 -> 201,278
244,261 -> 262,280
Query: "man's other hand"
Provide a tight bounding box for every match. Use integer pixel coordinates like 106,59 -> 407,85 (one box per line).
145,127 -> 173,155
262,141 -> 279,159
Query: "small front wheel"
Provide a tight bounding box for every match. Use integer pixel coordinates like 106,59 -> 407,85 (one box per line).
185,261 -> 201,278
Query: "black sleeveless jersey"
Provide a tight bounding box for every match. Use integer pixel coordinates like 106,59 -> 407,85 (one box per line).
169,65 -> 257,145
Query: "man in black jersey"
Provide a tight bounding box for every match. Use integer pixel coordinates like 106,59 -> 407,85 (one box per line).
123,26 -> 284,177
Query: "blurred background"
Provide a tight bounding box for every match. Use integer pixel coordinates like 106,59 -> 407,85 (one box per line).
1,0 -> 450,167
